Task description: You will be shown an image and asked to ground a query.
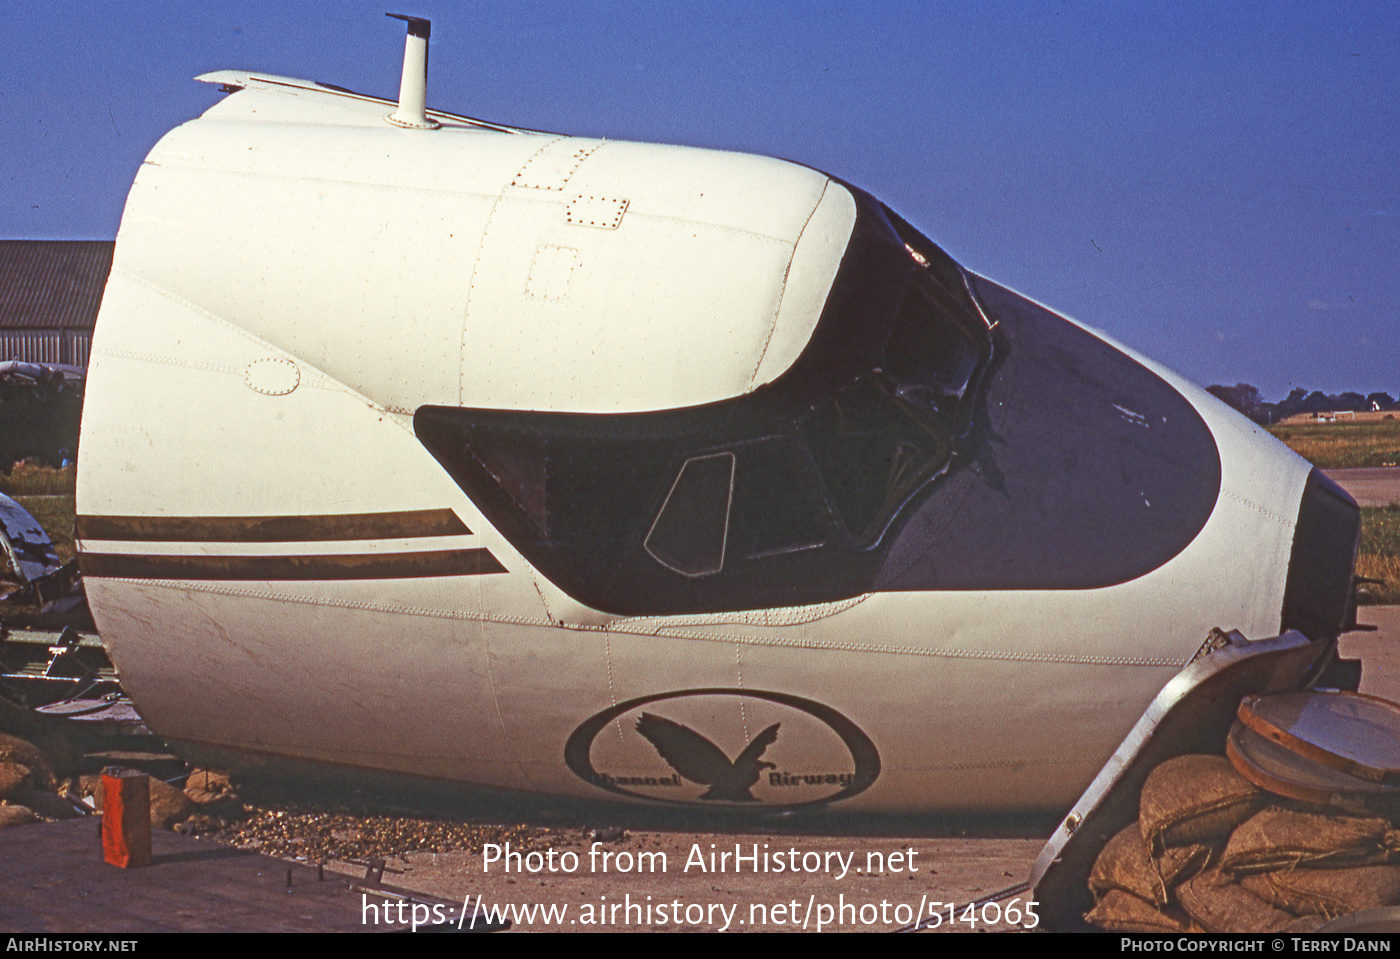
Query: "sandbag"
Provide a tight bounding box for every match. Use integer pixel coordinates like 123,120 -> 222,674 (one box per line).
1140,754 -> 1263,852
1240,865 -> 1400,919
1157,842 -> 1217,896
148,777 -> 195,831
1085,888 -> 1196,933
0,734 -> 55,791
184,768 -> 234,797
0,803 -> 37,828
1221,807 -> 1400,875
1090,825 -> 1160,903
1282,915 -> 1329,933
1090,823 -> 1214,906
1175,866 -> 1304,933
8,787 -> 80,820
0,762 -> 32,799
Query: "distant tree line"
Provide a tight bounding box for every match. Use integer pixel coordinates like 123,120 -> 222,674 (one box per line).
1206,384 -> 1398,425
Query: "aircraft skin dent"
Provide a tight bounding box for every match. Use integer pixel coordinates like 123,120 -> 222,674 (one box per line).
75,60 -> 1358,817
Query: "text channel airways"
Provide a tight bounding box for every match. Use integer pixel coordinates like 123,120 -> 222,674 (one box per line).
482,841 -> 922,880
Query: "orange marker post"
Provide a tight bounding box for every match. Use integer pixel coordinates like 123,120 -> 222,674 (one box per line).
101,767 -> 152,868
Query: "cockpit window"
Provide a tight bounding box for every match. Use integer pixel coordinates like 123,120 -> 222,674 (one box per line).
726,436 -> 828,562
798,374 -> 952,546
415,183 -> 996,614
889,270 -> 987,412
644,453 -> 734,577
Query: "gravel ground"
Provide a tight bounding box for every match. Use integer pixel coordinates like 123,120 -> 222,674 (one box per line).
183,777 -> 633,867
202,804 -> 556,862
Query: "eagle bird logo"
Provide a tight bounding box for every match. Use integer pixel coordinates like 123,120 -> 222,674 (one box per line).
634,712 -> 780,802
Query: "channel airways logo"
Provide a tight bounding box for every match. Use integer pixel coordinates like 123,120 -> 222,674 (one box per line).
565,689 -> 880,808
635,712 -> 779,802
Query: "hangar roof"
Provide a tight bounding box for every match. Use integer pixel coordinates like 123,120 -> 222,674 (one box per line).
0,241 -> 113,331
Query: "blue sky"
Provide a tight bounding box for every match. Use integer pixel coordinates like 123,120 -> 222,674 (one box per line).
4,1 -> 1396,399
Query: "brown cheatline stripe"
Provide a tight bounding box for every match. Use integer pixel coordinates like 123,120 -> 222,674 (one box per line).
80,548 -> 506,581
76,509 -> 469,543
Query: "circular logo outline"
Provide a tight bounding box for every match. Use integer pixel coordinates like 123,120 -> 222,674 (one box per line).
564,687 -> 881,808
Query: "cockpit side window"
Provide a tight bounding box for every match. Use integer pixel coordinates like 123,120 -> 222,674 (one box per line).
728,437 -> 828,561
644,452 -> 735,577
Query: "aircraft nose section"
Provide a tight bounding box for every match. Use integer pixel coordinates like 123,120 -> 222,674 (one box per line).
1280,469 -> 1361,639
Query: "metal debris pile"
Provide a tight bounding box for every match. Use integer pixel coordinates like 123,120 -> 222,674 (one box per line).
0,493 -> 86,622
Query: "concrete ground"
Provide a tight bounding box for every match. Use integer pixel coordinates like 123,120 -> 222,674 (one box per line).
1340,604 -> 1400,698
350,832 -> 1046,932
1324,467 -> 1400,507
315,609 -> 1400,933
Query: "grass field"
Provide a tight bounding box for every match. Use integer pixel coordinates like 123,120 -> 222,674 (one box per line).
1265,423 -> 1400,603
0,463 -> 76,496
1265,421 -> 1400,602
1267,419 -> 1400,469
1358,504 -> 1400,605
1363,504 -> 1400,554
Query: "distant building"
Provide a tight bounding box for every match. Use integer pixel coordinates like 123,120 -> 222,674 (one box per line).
0,241 -> 113,367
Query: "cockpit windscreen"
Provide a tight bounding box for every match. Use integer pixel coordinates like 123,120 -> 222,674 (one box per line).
417,185 -> 997,615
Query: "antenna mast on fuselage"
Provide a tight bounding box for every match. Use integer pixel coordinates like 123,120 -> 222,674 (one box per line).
385,13 -> 440,130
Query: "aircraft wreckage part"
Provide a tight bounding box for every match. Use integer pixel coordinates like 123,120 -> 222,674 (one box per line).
81,579 -> 516,787
1236,689 -> 1400,784
0,628 -> 118,707
0,492 -> 62,584
1280,469 -> 1362,644
74,20 -> 1359,818
563,689 -> 881,809
1225,720 -> 1400,805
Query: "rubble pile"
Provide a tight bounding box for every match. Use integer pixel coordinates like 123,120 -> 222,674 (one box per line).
78,766 -> 212,830
0,730 -> 84,826
0,725 -> 206,830
1085,755 -> 1400,933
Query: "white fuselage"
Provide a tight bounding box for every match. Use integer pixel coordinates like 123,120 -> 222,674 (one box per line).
76,73 -> 1315,815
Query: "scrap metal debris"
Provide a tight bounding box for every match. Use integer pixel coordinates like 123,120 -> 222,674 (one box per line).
0,492 -> 87,621
0,492 -> 60,586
